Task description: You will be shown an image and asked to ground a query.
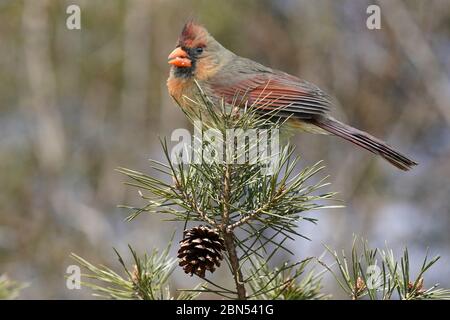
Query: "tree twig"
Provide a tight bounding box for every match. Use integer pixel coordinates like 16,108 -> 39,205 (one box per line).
221,164 -> 246,299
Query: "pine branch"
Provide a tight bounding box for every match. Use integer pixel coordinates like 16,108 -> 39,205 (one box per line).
321,236 -> 450,300
0,274 -> 26,300
247,257 -> 329,300
113,85 -> 338,299
221,163 -> 247,299
71,242 -> 204,300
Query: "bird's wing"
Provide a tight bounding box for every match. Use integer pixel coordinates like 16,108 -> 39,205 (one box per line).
211,70 -> 334,119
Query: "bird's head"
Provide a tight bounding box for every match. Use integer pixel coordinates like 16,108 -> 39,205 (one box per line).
168,21 -> 231,80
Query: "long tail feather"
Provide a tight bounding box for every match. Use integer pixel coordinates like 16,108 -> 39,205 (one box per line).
313,117 -> 418,171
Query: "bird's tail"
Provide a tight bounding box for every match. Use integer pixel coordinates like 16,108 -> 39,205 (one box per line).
313,117 -> 418,171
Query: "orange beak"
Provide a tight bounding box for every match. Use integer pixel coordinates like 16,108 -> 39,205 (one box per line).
168,47 -> 192,68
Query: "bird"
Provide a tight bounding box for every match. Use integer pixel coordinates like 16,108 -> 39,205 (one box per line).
167,21 -> 417,171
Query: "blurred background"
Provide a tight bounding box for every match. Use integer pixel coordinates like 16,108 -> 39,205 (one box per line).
0,0 -> 449,299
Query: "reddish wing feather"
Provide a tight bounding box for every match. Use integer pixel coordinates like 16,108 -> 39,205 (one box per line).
211,73 -> 332,119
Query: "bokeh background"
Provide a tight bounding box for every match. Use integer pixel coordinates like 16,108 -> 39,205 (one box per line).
0,0 -> 449,299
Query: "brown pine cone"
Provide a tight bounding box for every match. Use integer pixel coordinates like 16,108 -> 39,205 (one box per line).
177,225 -> 225,278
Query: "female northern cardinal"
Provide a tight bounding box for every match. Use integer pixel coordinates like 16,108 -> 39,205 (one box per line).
167,22 -> 417,171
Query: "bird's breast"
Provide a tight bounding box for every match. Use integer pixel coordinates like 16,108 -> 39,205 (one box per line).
167,76 -> 196,103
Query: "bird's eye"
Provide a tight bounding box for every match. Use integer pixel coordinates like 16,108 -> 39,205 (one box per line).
195,47 -> 204,54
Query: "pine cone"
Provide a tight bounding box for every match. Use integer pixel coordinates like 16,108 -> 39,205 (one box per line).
177,225 -> 225,278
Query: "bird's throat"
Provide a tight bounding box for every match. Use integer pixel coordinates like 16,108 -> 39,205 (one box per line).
173,64 -> 195,79
167,75 -> 196,104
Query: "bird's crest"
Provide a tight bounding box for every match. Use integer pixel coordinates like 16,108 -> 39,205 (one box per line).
178,21 -> 208,47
